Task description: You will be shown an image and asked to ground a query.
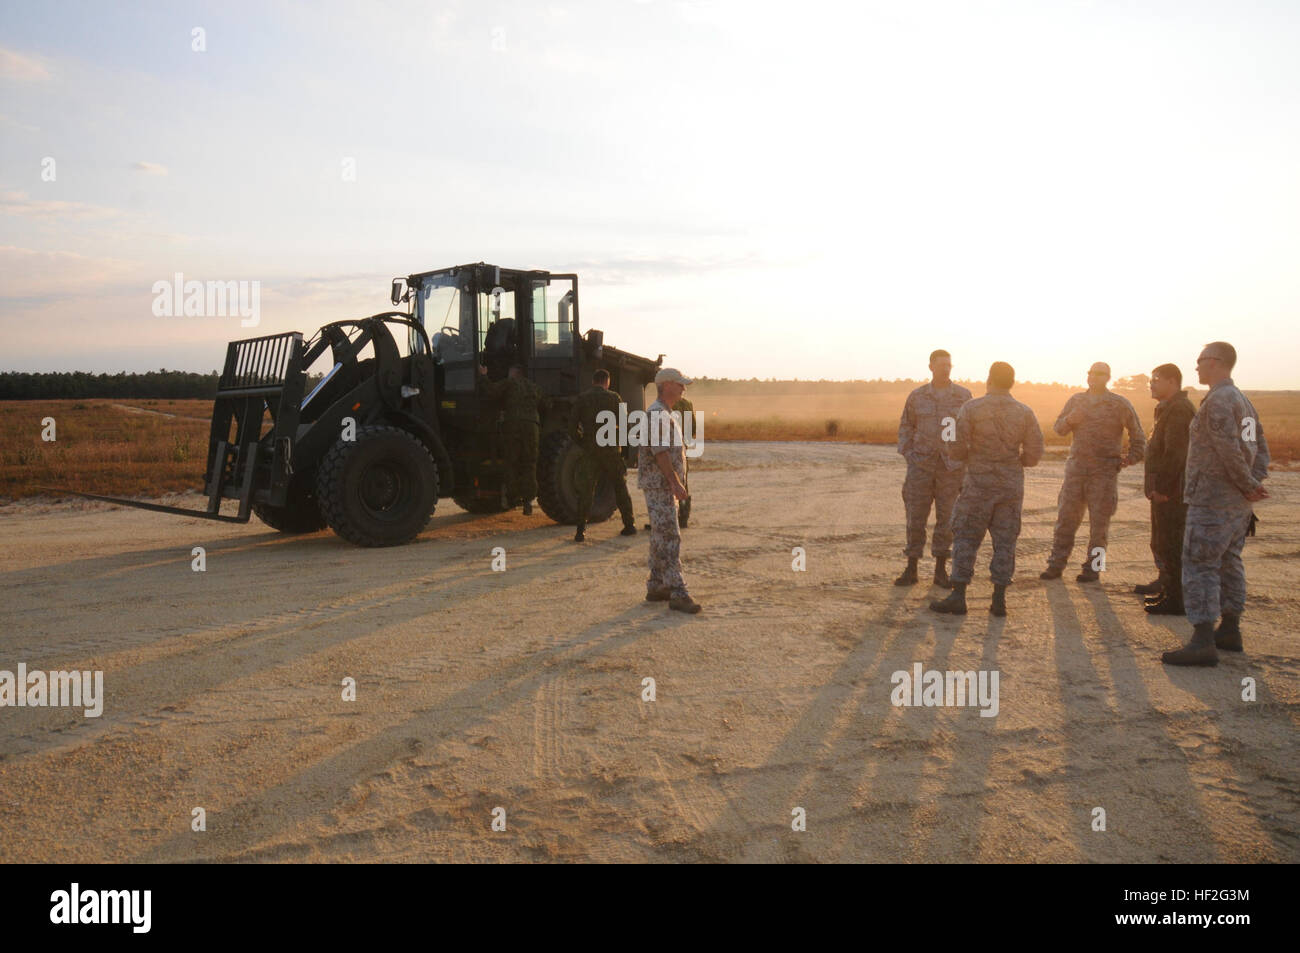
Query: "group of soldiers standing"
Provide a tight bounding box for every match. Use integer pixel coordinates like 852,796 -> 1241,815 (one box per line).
477,341 -> 1272,653
897,343 -> 1269,666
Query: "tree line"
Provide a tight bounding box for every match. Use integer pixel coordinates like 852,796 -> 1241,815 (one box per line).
0,370 -> 221,400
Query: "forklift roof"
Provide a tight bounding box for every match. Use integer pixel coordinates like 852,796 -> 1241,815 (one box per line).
404,263 -> 574,285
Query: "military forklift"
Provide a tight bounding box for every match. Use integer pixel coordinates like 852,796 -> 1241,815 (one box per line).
67,263 -> 662,547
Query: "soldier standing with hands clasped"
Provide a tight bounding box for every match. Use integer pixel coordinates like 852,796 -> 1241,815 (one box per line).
1041,361 -> 1146,582
930,362 -> 1043,617
1138,364 -> 1196,615
1162,342 -> 1269,666
896,349 -> 972,588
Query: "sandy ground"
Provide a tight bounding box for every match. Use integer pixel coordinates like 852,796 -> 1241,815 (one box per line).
0,442 -> 1296,863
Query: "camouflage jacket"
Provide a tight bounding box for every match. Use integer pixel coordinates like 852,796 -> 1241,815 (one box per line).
481,374 -> 545,425
1143,390 -> 1195,501
1053,389 -> 1146,469
950,388 -> 1044,478
898,381 -> 973,471
569,386 -> 623,452
1184,378 -> 1269,508
637,399 -> 687,490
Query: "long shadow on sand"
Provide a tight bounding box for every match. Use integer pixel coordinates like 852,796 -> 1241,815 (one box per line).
0,521 -> 644,762
133,604 -> 695,861
1048,581 -> 1214,861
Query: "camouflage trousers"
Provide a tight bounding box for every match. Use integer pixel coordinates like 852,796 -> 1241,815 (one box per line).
643,487 -> 688,597
575,448 -> 634,527
902,461 -> 964,559
503,422 -> 539,504
950,473 -> 1024,586
1047,462 -> 1119,570
1182,503 -> 1252,626
1150,499 -> 1187,597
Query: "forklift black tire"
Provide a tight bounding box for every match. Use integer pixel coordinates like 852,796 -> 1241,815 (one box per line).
536,430 -> 616,525
316,425 -> 438,546
252,471 -> 327,534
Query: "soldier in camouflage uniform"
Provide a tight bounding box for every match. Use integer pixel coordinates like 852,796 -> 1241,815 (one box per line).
569,368 -> 636,542
478,363 -> 546,513
930,362 -> 1044,617
671,394 -> 696,528
1041,362 -> 1146,582
896,349 -> 972,587
1139,364 -> 1196,615
1162,342 -> 1270,667
638,368 -> 700,614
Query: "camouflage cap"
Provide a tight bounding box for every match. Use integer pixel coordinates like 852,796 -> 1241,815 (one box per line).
655,367 -> 693,386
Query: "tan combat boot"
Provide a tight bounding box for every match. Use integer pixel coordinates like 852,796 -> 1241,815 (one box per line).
670,594 -> 702,614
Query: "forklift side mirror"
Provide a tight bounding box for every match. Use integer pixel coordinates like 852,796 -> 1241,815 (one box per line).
391,279 -> 406,305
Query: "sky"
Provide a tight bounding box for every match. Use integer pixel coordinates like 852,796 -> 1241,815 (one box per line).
2,0 -> 1299,387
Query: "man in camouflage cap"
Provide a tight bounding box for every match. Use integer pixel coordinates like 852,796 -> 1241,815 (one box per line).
569,368 -> 636,542
930,362 -> 1044,617
1041,362 -> 1146,582
639,367 -> 700,614
896,349 -> 972,587
478,363 -> 546,514
1162,342 -> 1270,667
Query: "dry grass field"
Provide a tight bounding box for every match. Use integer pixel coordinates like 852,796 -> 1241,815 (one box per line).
689,381 -> 1300,463
2,383 -> 1296,500
0,399 -> 213,500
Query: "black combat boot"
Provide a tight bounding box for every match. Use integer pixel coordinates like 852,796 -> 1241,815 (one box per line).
620,524 -> 637,537
894,558 -> 920,586
1146,576 -> 1184,612
1161,622 -> 1218,667
574,522 -> 585,543
522,500 -> 533,515
933,556 -> 952,589
990,583 -> 1007,617
1215,613 -> 1243,652
1144,591 -> 1185,615
1039,565 -> 1063,580
1134,576 -> 1164,595
929,582 -> 967,615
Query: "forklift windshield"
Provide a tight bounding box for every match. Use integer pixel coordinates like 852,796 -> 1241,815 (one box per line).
418,274 -> 473,363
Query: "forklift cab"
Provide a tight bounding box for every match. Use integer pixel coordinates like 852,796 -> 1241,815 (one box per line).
397,263 -> 582,401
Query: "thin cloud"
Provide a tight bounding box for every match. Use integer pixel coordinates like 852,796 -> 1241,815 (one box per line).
0,113 -> 40,133
0,190 -> 122,221
132,161 -> 168,176
0,48 -> 50,82
0,245 -> 139,299
570,253 -> 765,284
